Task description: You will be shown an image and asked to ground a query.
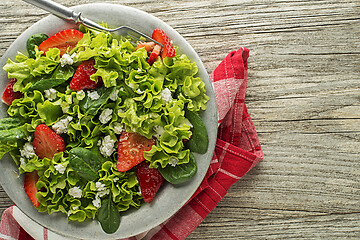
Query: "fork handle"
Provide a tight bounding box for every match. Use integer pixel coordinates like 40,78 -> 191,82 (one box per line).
22,0 -> 81,23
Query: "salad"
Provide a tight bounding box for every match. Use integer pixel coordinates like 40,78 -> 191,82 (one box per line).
0,24 -> 209,234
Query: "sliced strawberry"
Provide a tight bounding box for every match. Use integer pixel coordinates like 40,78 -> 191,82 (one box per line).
24,171 -> 40,208
69,59 -> 102,91
38,29 -> 83,56
147,45 -> 162,65
117,132 -> 155,172
136,161 -> 164,203
136,42 -> 155,52
1,78 -> 23,105
152,28 -> 176,59
33,124 -> 65,159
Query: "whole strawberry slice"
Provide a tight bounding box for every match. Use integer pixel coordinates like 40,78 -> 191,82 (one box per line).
33,124 -> 65,159
38,29 -> 83,56
147,44 -> 162,65
24,171 -> 40,208
136,161 -> 164,203
69,59 -> 102,91
117,132 -> 155,172
1,78 -> 23,105
152,28 -> 176,59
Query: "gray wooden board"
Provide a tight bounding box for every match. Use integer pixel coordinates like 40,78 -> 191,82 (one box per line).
1,0 -> 359,239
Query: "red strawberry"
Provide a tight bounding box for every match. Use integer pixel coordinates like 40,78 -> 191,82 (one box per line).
147,44 -> 162,65
69,59 -> 102,91
136,42 -> 155,52
33,124 -> 65,159
117,132 -> 155,172
38,29 -> 83,56
136,161 -> 164,203
24,171 -> 40,208
152,28 -> 176,59
1,78 -> 23,105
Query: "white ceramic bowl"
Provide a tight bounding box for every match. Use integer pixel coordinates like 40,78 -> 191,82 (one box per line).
0,3 -> 217,239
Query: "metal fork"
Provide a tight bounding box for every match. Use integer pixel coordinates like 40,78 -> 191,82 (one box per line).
22,0 -> 163,46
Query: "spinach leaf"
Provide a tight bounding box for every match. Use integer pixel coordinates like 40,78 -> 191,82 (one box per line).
26,33 -> 48,58
98,197 -> 121,234
27,78 -> 68,92
69,147 -> 102,181
0,127 -> 24,141
81,86 -> 116,115
0,118 -> 24,130
185,110 -> 209,154
158,151 -> 197,184
0,118 -> 25,142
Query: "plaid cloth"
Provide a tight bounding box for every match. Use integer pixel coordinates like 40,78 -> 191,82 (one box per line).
0,47 -> 263,240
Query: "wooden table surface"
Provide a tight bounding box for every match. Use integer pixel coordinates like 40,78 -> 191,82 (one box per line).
1,0 -> 359,239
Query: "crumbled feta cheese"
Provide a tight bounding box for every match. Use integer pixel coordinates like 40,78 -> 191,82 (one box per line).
92,196 -> 101,208
52,116 -> 73,134
99,135 -> 116,157
55,164 -> 66,174
97,189 -> 110,198
72,206 -> 79,211
112,122 -> 124,134
137,68 -> 142,73
76,90 -> 86,101
109,89 -> 119,101
60,53 -> 74,67
27,136 -> 32,142
161,88 -> 173,104
20,157 -> 26,167
44,88 -> 57,101
95,182 -> 107,192
69,187 -> 82,198
20,142 -> 36,159
169,156 -> 178,167
99,108 -> 113,124
153,125 -> 165,140
87,90 -> 100,100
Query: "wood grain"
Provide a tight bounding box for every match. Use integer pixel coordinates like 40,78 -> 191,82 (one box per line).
1,0 -> 359,239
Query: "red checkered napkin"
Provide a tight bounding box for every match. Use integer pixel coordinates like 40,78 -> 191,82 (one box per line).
0,47 -> 263,240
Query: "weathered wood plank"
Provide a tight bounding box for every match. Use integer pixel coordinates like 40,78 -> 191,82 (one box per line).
0,0 -> 359,239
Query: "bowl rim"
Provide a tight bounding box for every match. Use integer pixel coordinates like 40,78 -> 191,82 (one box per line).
0,3 -> 218,239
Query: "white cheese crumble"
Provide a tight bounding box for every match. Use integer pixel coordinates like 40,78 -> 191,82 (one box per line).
169,156 -> 178,167
55,164 -> 66,174
95,182 -> 107,192
137,68 -> 142,73
153,125 -> 165,140
76,90 -> 86,101
20,157 -> 26,167
20,142 -> 36,159
69,187 -> 82,198
92,196 -> 101,208
161,88 -> 173,104
99,135 -> 116,157
99,108 -> 113,124
112,122 -> 124,134
87,90 -> 100,100
59,53 -> 76,67
52,116 -> 73,134
44,88 -> 57,101
109,89 -> 119,101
